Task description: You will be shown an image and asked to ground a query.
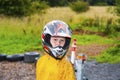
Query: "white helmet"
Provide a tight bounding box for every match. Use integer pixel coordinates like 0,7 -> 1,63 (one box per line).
41,20 -> 72,59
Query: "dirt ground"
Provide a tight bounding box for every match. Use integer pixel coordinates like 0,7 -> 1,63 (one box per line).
67,44 -> 111,56
0,44 -> 112,80
0,61 -> 36,80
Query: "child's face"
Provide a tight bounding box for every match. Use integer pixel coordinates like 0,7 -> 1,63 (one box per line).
50,36 -> 65,48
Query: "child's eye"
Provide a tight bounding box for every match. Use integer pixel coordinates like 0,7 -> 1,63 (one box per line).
60,39 -> 65,43
54,39 -> 57,41
60,40 -> 64,42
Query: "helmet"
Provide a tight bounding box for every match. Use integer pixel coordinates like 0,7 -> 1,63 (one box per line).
41,20 -> 72,59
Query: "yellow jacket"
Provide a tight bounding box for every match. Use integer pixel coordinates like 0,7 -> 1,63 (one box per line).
36,54 -> 76,80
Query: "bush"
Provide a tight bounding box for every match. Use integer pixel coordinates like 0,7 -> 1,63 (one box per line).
115,0 -> 120,16
0,0 -> 49,17
69,1 -> 89,13
104,18 -> 120,35
30,1 -> 49,14
0,0 -> 32,16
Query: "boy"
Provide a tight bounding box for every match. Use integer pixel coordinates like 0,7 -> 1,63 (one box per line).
36,20 -> 76,80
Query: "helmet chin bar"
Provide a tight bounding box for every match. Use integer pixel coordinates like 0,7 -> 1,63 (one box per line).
50,46 -> 66,59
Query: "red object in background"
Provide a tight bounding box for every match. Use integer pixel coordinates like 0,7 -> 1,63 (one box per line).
72,38 -> 77,51
71,38 -> 77,64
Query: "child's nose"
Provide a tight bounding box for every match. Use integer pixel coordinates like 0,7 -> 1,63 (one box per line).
56,41 -> 61,46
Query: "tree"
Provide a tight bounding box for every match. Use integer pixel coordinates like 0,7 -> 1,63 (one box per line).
39,0 -> 68,6
87,0 -> 115,5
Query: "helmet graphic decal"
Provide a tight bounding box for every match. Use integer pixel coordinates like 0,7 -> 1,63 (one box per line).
55,24 -> 66,35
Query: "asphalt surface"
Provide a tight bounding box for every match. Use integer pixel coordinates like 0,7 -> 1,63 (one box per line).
84,60 -> 120,80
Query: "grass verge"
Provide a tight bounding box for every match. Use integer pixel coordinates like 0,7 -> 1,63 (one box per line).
94,40 -> 120,63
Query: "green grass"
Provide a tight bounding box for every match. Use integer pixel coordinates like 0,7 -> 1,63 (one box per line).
90,40 -> 120,63
95,43 -> 120,63
95,51 -> 120,63
0,15 -> 43,55
0,35 -> 42,54
0,16 -> 43,54
72,34 -> 114,46
0,33 -> 115,55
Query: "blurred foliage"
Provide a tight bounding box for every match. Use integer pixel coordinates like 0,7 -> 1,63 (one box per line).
0,0 -> 117,16
39,0 -> 68,6
0,0 -> 49,17
30,1 -> 49,13
71,16 -> 120,37
95,40 -> 120,63
69,1 -> 89,13
115,0 -> 120,16
87,0 -> 115,6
